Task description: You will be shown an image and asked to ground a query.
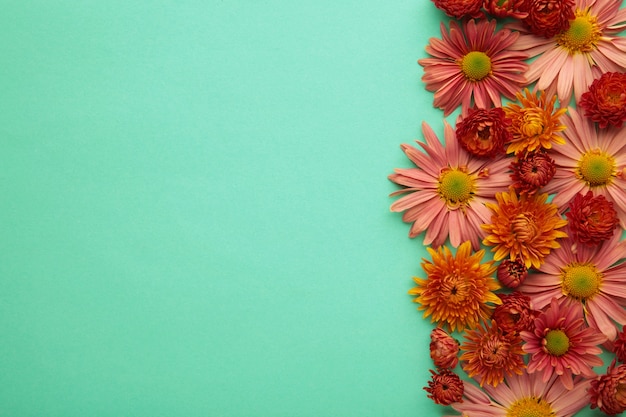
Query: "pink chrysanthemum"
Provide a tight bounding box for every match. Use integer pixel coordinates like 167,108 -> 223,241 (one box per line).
541,107 -> 626,229
419,19 -> 528,116
518,231 -> 626,341
509,0 -> 626,105
448,370 -> 591,417
389,121 -> 511,250
521,298 -> 606,390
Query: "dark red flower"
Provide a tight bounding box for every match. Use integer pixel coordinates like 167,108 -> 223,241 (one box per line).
614,328 -> 626,363
590,363 -> 626,415
522,0 -> 575,38
492,292 -> 537,335
496,259 -> 528,289
431,0 -> 483,19
566,191 -> 619,245
456,108 -> 511,158
430,328 -> 460,369
424,368 -> 464,405
484,0 -> 529,19
579,72 -> 626,128
510,150 -> 556,195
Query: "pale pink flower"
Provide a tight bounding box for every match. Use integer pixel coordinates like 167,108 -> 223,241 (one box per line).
446,369 -> 591,417
509,0 -> 626,104
518,231 -> 626,341
521,298 -> 606,389
419,19 -> 528,116
541,107 -> 626,229
388,121 -> 511,250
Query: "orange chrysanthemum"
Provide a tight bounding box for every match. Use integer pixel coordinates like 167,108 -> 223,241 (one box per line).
460,319 -> 526,387
504,89 -> 566,155
409,241 -> 501,332
481,190 -> 568,269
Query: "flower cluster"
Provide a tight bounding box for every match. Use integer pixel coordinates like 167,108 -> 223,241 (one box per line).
389,1 -> 626,415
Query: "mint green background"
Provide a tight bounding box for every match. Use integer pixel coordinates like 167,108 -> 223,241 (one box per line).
0,2 -> 606,416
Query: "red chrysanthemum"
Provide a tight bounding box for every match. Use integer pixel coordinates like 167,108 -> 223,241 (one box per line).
484,0 -> 529,19
579,72 -> 626,128
613,328 -> 626,363
456,108 -> 511,158
424,368 -> 465,406
496,258 -> 528,289
431,0 -> 483,19
492,292 -> 537,336
522,0 -> 575,38
460,320 -> 526,387
566,191 -> 619,246
430,328 -> 460,369
510,150 -> 556,195
590,363 -> 626,415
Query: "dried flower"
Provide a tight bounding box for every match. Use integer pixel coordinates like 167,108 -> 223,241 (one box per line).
522,0 -> 574,38
409,241 -> 501,332
424,368 -> 464,406
455,108 -> 511,158
580,72 -> 626,128
492,292 -> 537,335
483,0 -> 529,19
504,89 -> 566,155
430,328 -> 460,369
481,190 -> 568,269
510,151 -> 556,195
590,363 -> 626,415
431,0 -> 483,19
460,320 -> 526,387
566,191 -> 619,246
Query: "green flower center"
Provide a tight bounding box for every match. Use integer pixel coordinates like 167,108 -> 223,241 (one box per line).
557,13 -> 600,54
506,397 -> 555,417
438,169 -> 474,207
461,51 -> 492,81
544,330 -> 570,356
578,150 -> 615,186
562,263 -> 602,301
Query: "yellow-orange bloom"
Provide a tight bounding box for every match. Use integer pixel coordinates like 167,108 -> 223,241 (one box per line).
504,89 -> 566,155
481,190 -> 568,269
409,241 -> 501,332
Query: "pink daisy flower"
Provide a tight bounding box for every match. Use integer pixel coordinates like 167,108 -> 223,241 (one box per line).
446,369 -> 591,417
418,19 -> 528,116
521,298 -> 606,390
388,121 -> 511,250
509,0 -> 626,104
541,107 -> 626,229
518,231 -> 626,341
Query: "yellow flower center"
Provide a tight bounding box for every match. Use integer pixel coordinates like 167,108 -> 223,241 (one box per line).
578,149 -> 615,186
562,263 -> 602,301
438,168 -> 474,208
461,51 -> 492,81
544,329 -> 570,356
506,397 -> 555,417
556,12 -> 601,54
